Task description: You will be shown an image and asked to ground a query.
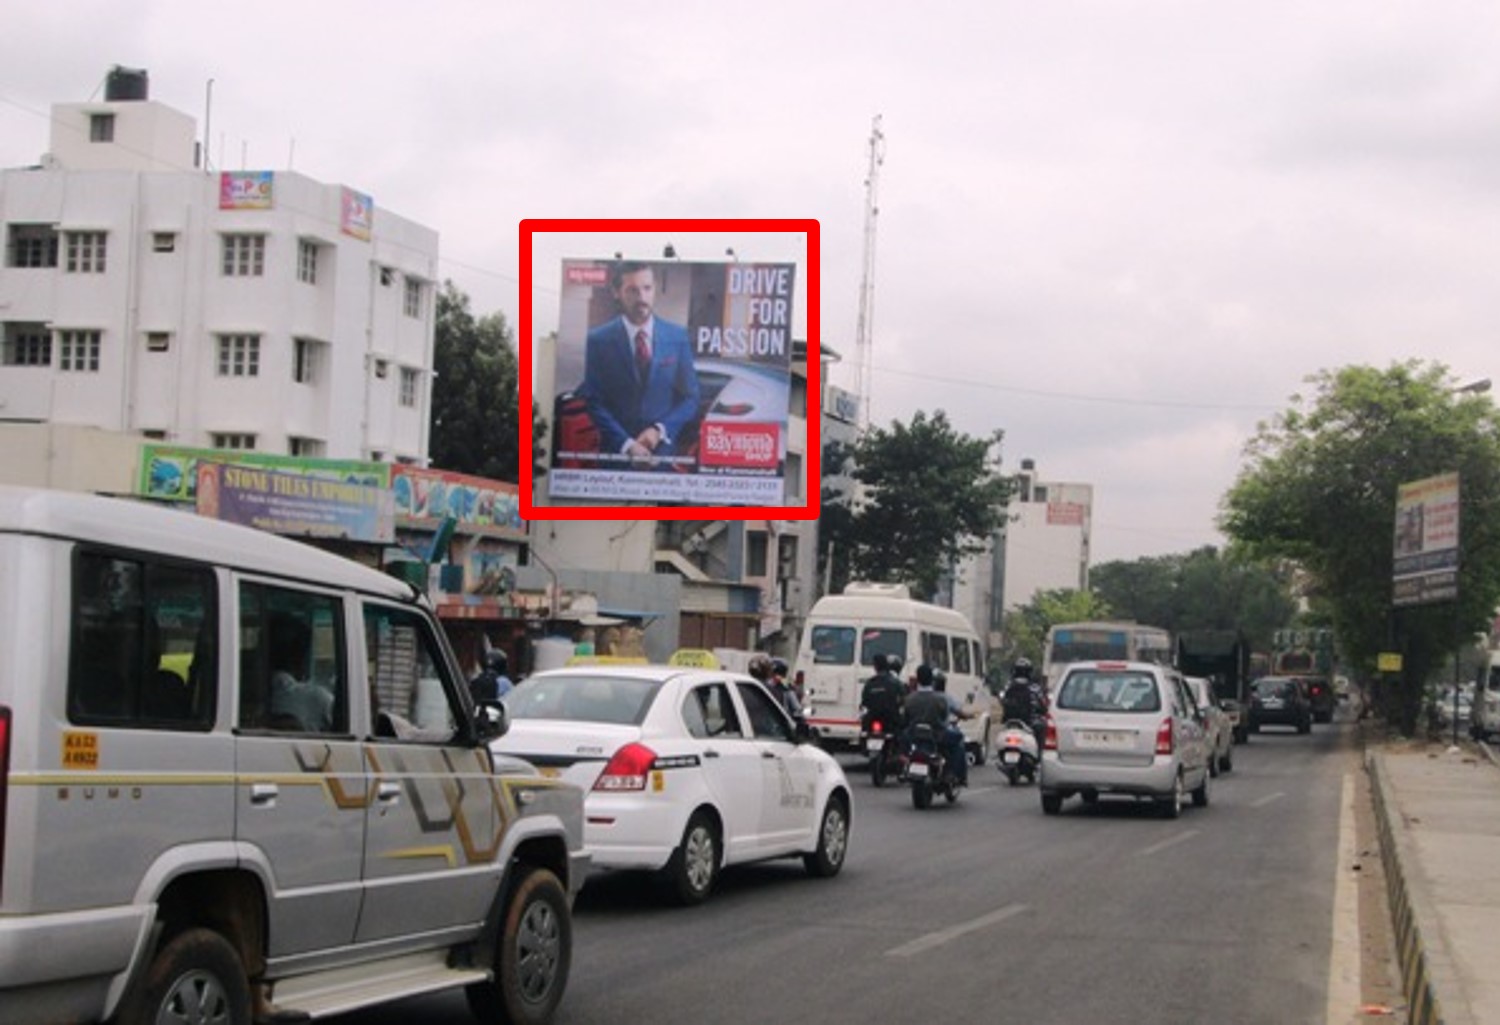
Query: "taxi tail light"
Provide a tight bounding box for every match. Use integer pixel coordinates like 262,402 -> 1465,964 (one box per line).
0,706 -> 10,898
594,742 -> 656,792
1043,715 -> 1058,751
1155,717 -> 1174,755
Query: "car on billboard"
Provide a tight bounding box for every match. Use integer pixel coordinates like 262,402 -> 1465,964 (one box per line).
553,358 -> 789,471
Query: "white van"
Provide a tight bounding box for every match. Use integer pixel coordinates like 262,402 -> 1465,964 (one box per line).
793,582 -> 992,759
1472,648 -> 1500,742
0,487 -> 587,1025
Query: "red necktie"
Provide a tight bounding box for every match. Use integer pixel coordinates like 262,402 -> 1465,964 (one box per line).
634,329 -> 650,380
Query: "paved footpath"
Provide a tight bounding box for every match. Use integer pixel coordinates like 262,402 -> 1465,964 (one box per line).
1367,738 -> 1500,1025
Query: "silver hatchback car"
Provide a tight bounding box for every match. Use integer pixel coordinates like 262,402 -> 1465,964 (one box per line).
1039,661 -> 1211,818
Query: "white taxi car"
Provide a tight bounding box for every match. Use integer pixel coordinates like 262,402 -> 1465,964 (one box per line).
493,665 -> 852,904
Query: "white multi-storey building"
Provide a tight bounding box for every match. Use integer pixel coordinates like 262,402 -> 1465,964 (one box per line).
0,68 -> 438,463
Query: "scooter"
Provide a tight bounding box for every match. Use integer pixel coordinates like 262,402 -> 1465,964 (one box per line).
901,723 -> 963,809
995,718 -> 1040,785
862,712 -> 905,788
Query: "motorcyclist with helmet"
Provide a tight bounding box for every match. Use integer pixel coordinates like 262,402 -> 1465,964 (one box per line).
768,657 -> 804,721
1002,656 -> 1047,746
468,648 -> 514,704
860,653 -> 906,734
904,663 -> 972,786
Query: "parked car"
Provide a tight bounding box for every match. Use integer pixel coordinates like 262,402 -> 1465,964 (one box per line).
1184,675 -> 1233,775
493,665 -> 852,905
1248,676 -> 1313,733
1038,661 -> 1212,818
0,486 -> 588,1025
1432,685 -> 1473,730
1301,674 -> 1336,724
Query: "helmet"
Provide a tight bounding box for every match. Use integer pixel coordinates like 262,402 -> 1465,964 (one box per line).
1013,657 -> 1033,681
933,668 -> 948,691
485,650 -> 509,673
771,658 -> 789,678
748,653 -> 773,681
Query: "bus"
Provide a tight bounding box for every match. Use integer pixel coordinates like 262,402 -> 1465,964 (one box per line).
1041,621 -> 1174,688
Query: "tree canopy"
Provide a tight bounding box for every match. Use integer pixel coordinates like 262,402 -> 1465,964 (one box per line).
819,411 -> 1012,600
429,282 -> 540,482
1221,361 -> 1500,733
1090,547 -> 1297,650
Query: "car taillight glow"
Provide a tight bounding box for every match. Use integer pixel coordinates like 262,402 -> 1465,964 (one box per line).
1155,717 -> 1174,755
1044,715 -> 1058,751
0,706 -> 10,899
594,742 -> 656,792
872,719 -> 885,734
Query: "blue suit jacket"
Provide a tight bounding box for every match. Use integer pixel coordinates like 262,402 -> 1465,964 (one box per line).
579,316 -> 700,455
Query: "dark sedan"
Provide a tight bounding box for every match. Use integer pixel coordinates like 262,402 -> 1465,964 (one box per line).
1248,676 -> 1312,734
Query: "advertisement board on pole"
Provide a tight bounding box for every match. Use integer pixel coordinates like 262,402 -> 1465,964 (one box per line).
1392,471 -> 1460,606
547,257 -> 795,507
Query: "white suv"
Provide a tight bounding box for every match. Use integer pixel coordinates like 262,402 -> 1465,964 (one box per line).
0,487 -> 587,1025
1039,660 -> 1212,818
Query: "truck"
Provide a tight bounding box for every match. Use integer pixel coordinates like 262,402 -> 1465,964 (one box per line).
1177,629 -> 1252,744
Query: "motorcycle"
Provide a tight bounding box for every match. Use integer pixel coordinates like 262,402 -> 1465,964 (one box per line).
862,711 -> 905,787
901,722 -> 964,809
994,718 -> 1040,785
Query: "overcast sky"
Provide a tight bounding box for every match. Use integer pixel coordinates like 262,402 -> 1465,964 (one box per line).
6,2 -> 1500,563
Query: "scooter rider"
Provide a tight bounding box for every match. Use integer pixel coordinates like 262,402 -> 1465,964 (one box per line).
904,663 -> 972,786
1002,657 -> 1046,745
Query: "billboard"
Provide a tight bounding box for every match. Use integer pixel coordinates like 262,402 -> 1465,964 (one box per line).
139,445 -> 389,505
1392,471 -> 1460,607
391,465 -> 524,539
219,171 -> 274,210
340,186 -> 374,240
547,257 -> 795,507
196,462 -> 394,543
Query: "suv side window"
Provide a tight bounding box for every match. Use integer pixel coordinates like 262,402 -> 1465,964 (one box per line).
69,549 -> 217,729
238,581 -> 347,734
364,602 -> 460,742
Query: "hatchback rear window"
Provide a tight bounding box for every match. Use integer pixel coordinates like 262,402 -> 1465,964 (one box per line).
1254,678 -> 1296,699
1056,670 -> 1162,713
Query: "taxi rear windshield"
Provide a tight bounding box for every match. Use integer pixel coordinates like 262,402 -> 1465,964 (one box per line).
1056,670 -> 1162,713
505,675 -> 659,725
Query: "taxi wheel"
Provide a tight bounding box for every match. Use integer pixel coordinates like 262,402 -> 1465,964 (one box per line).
804,794 -> 849,878
114,927 -> 251,1025
1159,774 -> 1184,819
663,812 -> 719,906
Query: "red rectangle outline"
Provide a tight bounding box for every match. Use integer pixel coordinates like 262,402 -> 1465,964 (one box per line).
519,218 -> 820,522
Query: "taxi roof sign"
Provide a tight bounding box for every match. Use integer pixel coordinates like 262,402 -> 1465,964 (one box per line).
668,648 -> 722,669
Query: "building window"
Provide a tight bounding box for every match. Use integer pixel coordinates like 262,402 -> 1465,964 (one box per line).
58,329 -> 102,372
211,433 -> 256,450
786,453 -> 802,501
378,266 -> 394,287
216,334 -> 260,377
8,224 -> 59,268
152,232 -> 176,253
89,113 -> 115,142
747,530 -> 769,577
289,437 -> 325,457
399,367 -> 419,407
403,277 -> 422,318
3,322 -> 51,366
293,337 -> 323,385
221,234 -> 265,277
65,231 -> 108,274
373,358 -> 389,380
297,239 -> 318,284
145,331 -> 171,353
141,430 -> 167,440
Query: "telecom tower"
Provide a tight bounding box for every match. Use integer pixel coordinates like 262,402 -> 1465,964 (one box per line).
854,115 -> 885,428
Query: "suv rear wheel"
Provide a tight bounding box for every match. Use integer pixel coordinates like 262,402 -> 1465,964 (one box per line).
115,927 -> 251,1025
467,867 -> 571,1025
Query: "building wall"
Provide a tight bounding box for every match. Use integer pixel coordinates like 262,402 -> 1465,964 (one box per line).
998,478 -> 1092,611
1,91 -> 438,465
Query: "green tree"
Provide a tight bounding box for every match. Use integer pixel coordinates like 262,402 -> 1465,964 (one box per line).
1221,361 -> 1500,734
840,411 -> 1012,600
1091,547 -> 1297,649
998,588 -> 1113,680
430,282 -> 533,482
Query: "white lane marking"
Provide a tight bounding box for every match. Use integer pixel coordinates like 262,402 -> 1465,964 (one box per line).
1251,791 -> 1286,808
885,903 -> 1028,958
1326,774 -> 1361,1023
1139,830 -> 1198,857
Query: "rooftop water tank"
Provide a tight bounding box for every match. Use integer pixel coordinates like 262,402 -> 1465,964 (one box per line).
105,66 -> 149,102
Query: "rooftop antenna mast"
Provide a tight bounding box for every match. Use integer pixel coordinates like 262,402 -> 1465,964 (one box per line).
854,114 -> 885,429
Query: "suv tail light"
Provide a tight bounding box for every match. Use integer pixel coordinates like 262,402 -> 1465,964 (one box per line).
594,742 -> 657,792
1044,715 -> 1057,751
1155,717 -> 1174,755
0,706 -> 10,899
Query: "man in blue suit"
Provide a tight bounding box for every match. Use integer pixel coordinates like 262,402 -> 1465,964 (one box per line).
578,262 -> 700,468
